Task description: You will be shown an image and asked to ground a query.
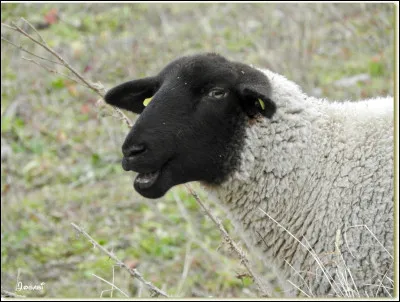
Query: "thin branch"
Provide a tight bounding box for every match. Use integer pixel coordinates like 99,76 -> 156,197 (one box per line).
71,222 -> 169,298
1,23 -> 17,30
112,106 -> 133,128
20,17 -> 48,46
185,184 -> 271,297
176,241 -> 193,297
111,265 -> 115,298
172,190 -> 236,262
91,273 -> 129,298
22,56 -> 91,89
9,20 -> 99,95
1,20 -> 133,128
1,36 -> 63,65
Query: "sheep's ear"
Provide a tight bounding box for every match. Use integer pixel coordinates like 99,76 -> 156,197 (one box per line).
237,83 -> 276,119
104,77 -> 159,114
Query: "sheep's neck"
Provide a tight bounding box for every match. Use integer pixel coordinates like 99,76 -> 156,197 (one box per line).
219,113 -> 321,237
207,72 -> 330,283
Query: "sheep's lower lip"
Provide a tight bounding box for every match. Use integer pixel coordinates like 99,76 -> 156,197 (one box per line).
134,170 -> 160,190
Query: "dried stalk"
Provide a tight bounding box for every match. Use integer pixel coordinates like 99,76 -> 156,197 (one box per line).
91,273 -> 129,298
22,56 -> 91,89
1,36 -> 63,65
185,184 -> 271,297
71,223 -> 169,298
1,19 -> 132,128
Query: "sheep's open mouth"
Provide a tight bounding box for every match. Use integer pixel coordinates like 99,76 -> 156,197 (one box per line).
123,157 -> 174,198
134,170 -> 160,190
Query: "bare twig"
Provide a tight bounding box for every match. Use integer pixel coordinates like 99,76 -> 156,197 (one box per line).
8,20 -> 99,95
185,184 -> 271,297
22,56 -> 91,89
20,17 -> 48,45
91,273 -> 129,298
172,190 -> 238,262
1,19 -> 133,128
1,36 -> 63,65
71,222 -> 169,298
111,265 -> 115,298
176,241 -> 193,297
1,23 -> 16,30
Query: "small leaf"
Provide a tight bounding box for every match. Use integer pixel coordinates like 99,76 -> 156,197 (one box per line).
258,98 -> 265,110
91,153 -> 100,166
14,117 -> 25,129
242,276 -> 253,287
1,116 -> 12,133
51,78 -> 65,89
143,97 -> 152,107
368,60 -> 384,77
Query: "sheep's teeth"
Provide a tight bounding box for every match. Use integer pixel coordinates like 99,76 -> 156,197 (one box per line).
135,171 -> 160,188
137,172 -> 156,183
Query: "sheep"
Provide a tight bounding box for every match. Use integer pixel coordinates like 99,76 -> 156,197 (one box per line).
104,53 -> 394,297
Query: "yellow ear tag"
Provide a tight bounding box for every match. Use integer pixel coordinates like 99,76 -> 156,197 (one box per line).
143,97 -> 152,107
258,98 -> 265,110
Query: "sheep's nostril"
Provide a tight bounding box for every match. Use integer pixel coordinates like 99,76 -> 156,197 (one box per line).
123,144 -> 146,158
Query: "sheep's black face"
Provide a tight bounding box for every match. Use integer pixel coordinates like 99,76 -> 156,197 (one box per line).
105,53 -> 275,198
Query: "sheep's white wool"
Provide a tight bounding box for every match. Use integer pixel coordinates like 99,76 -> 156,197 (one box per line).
207,69 -> 394,297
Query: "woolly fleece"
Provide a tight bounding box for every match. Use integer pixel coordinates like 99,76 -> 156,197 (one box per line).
207,69 -> 394,297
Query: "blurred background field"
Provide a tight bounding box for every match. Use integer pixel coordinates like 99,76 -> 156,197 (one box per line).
1,2 -> 395,298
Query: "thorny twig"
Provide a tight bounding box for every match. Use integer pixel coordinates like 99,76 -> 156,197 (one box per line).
1,18 -> 132,128
91,272 -> 129,298
1,36 -> 63,65
71,223 -> 169,298
185,184 -> 271,297
22,56 -> 91,89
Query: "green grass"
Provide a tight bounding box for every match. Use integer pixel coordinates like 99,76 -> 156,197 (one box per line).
1,2 -> 395,298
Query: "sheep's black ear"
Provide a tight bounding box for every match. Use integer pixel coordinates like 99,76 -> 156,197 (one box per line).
104,77 -> 159,114
237,83 -> 276,119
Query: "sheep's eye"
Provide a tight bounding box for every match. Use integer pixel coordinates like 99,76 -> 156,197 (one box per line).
208,88 -> 228,99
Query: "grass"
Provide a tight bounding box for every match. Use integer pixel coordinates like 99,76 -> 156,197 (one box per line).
1,2 -> 395,298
